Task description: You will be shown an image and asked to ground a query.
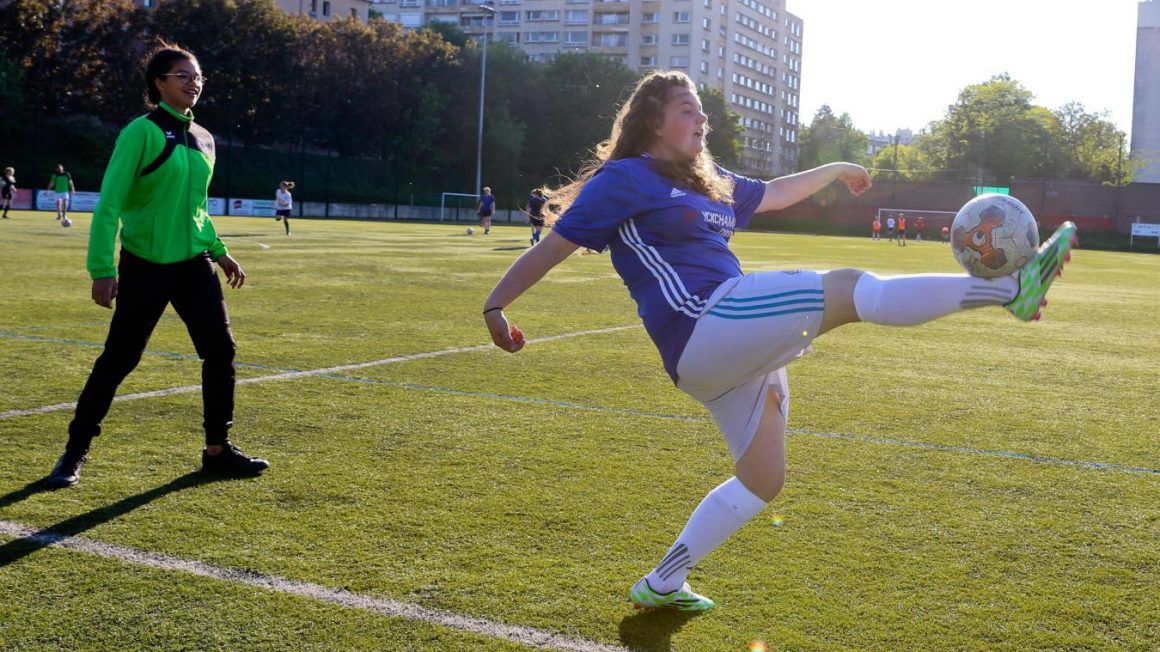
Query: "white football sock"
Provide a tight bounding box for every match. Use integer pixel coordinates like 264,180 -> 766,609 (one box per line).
646,476 -> 767,593
853,272 -> 1018,326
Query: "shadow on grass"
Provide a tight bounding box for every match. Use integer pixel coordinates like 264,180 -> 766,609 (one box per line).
618,608 -> 701,651
0,471 -> 234,568
491,246 -> 529,251
0,481 -> 53,511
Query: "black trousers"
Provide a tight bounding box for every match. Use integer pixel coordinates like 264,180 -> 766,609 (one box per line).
67,249 -> 237,451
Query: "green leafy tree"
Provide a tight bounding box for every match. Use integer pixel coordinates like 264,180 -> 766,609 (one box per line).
524,53 -> 636,185
0,57 -> 27,119
869,142 -> 934,182
797,105 -> 868,171
1053,102 -> 1138,185
927,74 -> 1054,183
0,0 -> 142,122
424,34 -> 536,194
922,76 -> 1137,185
148,0 -> 301,146
421,21 -> 472,49
702,87 -> 743,169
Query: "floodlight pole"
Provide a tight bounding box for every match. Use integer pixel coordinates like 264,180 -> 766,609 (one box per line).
891,133 -> 899,206
475,3 -> 497,200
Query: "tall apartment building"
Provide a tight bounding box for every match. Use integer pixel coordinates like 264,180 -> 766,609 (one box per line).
375,0 -> 802,175
276,0 -> 373,21
131,0 -> 373,21
1132,0 -> 1160,183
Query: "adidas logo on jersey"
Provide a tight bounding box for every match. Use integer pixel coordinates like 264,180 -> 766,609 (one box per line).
670,188 -> 687,198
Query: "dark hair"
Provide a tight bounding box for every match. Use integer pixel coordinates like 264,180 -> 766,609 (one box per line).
281,181 -> 295,190
544,70 -> 732,224
143,40 -> 197,107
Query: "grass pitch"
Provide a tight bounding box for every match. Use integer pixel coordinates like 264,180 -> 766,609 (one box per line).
0,211 -> 1157,651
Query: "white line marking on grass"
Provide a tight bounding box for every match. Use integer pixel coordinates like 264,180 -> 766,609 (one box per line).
0,325 -> 641,419
0,519 -> 627,652
318,377 -> 1160,477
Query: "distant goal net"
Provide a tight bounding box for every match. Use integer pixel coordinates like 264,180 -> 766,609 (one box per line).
875,208 -> 957,224
875,208 -> 957,239
440,192 -> 479,222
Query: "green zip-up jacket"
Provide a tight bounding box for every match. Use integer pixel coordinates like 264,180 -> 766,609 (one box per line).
87,102 -> 227,279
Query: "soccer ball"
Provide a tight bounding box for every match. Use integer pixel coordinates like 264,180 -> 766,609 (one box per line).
61,217 -> 72,228
951,194 -> 1038,277
467,227 -> 475,235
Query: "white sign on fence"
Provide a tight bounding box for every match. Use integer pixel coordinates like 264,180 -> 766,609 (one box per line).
226,198 -> 276,217
1130,221 -> 1160,250
36,190 -> 100,212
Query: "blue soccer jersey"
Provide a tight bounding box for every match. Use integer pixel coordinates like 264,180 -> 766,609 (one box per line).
478,194 -> 495,214
551,156 -> 766,382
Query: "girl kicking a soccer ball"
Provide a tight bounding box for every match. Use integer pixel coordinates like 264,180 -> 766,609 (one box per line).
482,70 -> 1075,611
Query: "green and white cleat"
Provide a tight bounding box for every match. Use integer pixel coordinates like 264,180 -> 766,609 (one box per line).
1006,221 -> 1078,322
629,577 -> 715,612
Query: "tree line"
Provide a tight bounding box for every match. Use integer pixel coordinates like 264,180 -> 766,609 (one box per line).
0,0 -> 744,206
797,74 -> 1140,186
8,0 -> 1128,205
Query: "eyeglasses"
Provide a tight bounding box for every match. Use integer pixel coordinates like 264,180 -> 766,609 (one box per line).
160,72 -> 208,85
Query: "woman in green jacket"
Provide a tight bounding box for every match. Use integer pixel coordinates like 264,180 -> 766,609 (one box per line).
47,43 -> 269,488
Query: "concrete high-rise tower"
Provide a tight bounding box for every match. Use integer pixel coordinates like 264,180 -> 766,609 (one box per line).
375,0 -> 802,175
1132,0 -> 1160,183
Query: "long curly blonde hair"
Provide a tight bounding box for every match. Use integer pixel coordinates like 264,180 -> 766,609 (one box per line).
543,70 -> 733,224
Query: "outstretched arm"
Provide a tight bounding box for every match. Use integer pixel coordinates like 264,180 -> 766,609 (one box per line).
755,162 -> 871,213
483,230 -> 580,352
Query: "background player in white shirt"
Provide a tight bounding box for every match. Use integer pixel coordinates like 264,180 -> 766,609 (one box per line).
274,180 -> 294,236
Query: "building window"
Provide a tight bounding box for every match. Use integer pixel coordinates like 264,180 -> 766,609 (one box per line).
595,12 -> 628,24
322,1 -> 330,17
641,33 -> 657,44
594,32 -> 628,47
498,11 -> 519,25
702,17 -> 710,29
673,11 -> 690,23
350,7 -> 358,18
672,33 -> 689,45
642,12 -> 658,23
701,38 -> 709,51
641,56 -> 657,66
670,55 -> 689,67
565,31 -> 588,44
525,10 -> 559,21
565,10 -> 588,24
700,61 -> 708,73
525,31 -> 560,42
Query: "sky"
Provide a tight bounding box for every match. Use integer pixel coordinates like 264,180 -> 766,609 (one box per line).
789,0 -> 1142,136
